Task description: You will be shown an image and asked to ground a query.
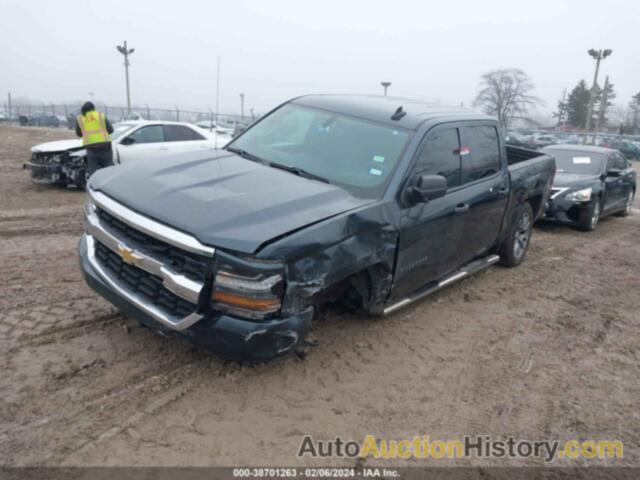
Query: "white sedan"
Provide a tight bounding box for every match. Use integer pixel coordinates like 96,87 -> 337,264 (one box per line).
111,121 -> 231,164
25,121 -> 232,188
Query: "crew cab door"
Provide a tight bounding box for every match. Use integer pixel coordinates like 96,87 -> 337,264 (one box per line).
117,125 -> 170,163
455,123 -> 509,263
393,125 -> 468,298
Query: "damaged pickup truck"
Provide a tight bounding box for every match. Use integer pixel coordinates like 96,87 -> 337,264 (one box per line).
79,95 -> 555,361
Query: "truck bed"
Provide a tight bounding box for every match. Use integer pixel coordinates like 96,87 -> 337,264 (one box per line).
505,145 -> 556,222
506,145 -> 546,166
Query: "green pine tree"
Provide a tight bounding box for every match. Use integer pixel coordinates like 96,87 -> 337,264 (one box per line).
566,80 -> 591,128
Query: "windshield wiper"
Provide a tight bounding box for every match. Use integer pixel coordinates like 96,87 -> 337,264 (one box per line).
268,162 -> 330,184
225,147 -> 265,164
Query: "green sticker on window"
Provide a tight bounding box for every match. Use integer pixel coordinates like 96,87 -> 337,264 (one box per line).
372,155 -> 385,163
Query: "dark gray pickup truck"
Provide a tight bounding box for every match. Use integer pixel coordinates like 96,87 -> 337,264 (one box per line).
79,95 -> 555,361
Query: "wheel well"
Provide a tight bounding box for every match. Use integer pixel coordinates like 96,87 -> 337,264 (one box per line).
527,194 -> 543,219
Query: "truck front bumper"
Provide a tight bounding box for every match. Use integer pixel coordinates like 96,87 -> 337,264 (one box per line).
78,234 -> 313,361
23,161 -> 64,184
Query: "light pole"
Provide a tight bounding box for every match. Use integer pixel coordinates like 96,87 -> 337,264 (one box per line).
239,92 -> 245,120
583,48 -> 612,144
381,82 -> 391,96
116,41 -> 135,113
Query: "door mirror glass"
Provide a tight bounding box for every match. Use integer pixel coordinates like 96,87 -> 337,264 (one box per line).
120,136 -> 135,146
607,168 -> 622,177
408,174 -> 447,203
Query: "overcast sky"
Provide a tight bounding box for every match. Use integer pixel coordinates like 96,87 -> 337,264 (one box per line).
1,0 -> 638,119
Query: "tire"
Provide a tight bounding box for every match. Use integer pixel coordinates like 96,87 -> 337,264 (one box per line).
498,202 -> 533,268
577,199 -> 601,231
615,190 -> 635,217
74,168 -> 87,190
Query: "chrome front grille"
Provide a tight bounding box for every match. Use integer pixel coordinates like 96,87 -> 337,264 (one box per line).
94,241 -> 196,318
84,189 -> 215,331
550,188 -> 568,199
96,208 -> 209,282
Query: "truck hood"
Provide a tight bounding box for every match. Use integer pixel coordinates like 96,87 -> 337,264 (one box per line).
31,139 -> 83,153
553,172 -> 600,188
90,151 -> 371,254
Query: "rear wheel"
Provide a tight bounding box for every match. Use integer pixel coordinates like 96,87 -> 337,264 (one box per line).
615,190 -> 634,217
577,199 -> 600,231
499,202 -> 533,268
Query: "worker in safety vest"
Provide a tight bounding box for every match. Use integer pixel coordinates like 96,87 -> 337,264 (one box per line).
75,101 -> 114,179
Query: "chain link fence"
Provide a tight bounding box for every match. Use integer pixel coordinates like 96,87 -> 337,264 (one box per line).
0,103 -> 258,130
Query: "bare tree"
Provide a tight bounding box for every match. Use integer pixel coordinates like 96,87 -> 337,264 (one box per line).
473,69 -> 541,128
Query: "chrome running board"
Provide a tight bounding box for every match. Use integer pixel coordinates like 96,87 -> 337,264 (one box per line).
383,254 -> 500,315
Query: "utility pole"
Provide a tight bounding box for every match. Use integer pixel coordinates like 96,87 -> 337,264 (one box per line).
583,49 -> 612,144
7,92 -> 11,124
239,92 -> 245,120
116,41 -> 135,113
381,81 -> 391,96
594,76 -> 610,140
557,89 -> 567,131
215,56 -> 221,148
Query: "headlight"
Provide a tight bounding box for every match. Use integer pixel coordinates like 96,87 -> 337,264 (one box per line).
565,187 -> 592,202
211,267 -> 284,319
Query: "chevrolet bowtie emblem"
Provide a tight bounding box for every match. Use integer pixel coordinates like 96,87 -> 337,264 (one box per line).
117,245 -> 139,265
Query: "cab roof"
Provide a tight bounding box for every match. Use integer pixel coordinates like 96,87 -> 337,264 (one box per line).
291,94 -> 493,130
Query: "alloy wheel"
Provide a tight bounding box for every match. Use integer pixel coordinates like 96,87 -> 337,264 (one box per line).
591,201 -> 600,229
513,211 -> 532,259
626,191 -> 634,214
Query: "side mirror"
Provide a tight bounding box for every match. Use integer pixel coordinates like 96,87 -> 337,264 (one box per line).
120,136 -> 135,146
408,174 -> 447,203
607,168 -> 622,177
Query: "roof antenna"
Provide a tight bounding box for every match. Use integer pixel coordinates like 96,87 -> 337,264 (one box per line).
391,106 -> 406,121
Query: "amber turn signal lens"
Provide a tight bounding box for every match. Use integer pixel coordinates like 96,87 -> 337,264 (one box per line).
211,290 -> 281,312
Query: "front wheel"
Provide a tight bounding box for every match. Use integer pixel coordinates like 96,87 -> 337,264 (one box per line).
498,202 -> 533,268
577,199 -> 600,231
615,190 -> 634,217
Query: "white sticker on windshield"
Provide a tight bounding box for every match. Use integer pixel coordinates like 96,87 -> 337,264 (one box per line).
369,168 -> 383,176
573,157 -> 592,164
372,155 -> 385,163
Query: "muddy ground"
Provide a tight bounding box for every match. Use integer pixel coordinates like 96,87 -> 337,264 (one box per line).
1,124 -> 639,468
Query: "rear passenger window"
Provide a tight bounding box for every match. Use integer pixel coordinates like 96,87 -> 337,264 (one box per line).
415,128 -> 461,188
462,126 -> 501,184
128,125 -> 164,144
164,125 -> 206,142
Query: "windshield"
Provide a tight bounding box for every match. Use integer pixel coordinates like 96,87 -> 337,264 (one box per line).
111,123 -> 137,141
547,150 -> 605,175
227,104 -> 411,198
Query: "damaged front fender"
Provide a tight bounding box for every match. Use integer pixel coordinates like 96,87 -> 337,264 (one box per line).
257,202 -> 400,316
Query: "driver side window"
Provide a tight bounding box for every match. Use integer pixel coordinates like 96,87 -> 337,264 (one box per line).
127,125 -> 164,144
415,128 -> 462,189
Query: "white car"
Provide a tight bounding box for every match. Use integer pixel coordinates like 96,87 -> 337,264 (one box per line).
112,121 -> 231,164
25,121 -> 232,188
194,120 -> 235,136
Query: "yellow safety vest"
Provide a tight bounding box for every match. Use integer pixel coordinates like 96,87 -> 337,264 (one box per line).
77,110 -> 111,146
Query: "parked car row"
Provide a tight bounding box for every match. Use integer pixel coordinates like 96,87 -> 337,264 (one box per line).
506,130 -> 640,160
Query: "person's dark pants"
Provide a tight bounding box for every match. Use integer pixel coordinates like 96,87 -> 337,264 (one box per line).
86,147 -> 114,178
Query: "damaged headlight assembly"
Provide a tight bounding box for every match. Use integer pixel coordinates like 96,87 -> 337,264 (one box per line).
211,266 -> 284,320
564,187 -> 592,202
